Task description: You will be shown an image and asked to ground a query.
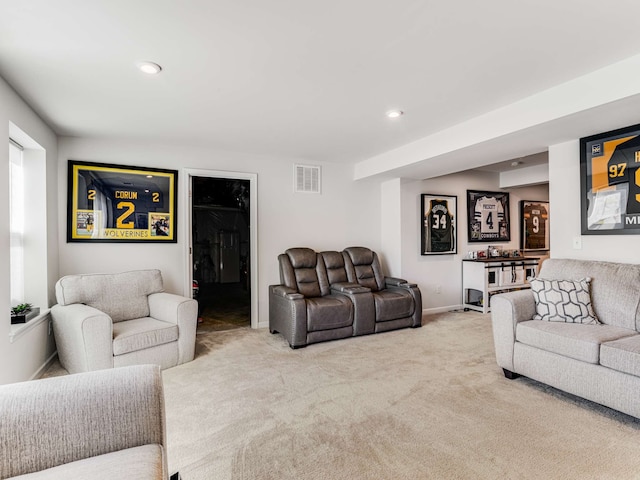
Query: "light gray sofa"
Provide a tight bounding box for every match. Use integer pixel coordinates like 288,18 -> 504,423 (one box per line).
52,270 -> 198,373
491,258 -> 640,419
0,365 -> 169,479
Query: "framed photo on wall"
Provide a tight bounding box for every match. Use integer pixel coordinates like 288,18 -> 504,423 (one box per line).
580,122 -> 640,235
67,160 -> 178,243
421,194 -> 457,255
520,200 -> 549,251
467,190 -> 510,243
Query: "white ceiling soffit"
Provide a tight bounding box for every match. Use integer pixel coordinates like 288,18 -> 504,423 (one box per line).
3,1 -> 640,174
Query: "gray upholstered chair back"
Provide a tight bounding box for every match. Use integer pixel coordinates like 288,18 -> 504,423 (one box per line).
321,251 -> 349,285
343,247 -> 385,292
279,248 -> 330,298
55,270 -> 164,322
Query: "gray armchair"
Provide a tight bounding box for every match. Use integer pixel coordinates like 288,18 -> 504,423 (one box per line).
51,269 -> 197,373
0,365 -> 170,480
269,248 -> 367,348
342,247 -> 422,331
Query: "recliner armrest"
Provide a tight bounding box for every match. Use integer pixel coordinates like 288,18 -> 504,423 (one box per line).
270,285 -> 304,300
385,276 -> 408,287
331,282 -> 371,294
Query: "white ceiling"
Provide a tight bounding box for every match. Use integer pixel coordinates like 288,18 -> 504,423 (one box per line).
3,0 -> 640,169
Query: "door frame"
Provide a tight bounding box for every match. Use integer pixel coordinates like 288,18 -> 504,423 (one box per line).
183,168 -> 258,329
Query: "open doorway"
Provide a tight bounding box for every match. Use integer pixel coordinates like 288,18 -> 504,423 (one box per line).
191,176 -> 251,332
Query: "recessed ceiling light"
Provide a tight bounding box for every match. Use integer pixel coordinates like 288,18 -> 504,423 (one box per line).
511,161 -> 523,167
137,62 -> 162,75
386,110 -> 404,119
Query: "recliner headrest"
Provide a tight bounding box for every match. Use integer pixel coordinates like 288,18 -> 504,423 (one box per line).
344,247 -> 374,266
285,248 -> 317,269
321,251 -> 344,269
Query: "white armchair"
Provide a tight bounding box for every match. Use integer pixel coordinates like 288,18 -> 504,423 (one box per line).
51,270 -> 197,374
0,365 -> 170,479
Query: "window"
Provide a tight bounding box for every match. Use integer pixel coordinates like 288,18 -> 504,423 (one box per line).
8,122 -> 48,336
9,139 -> 25,306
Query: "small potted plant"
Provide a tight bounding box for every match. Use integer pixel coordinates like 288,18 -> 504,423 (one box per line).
11,303 -> 33,324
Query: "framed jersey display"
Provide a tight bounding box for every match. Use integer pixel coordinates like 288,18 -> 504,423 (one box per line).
421,194 -> 457,255
67,160 -> 178,242
520,200 -> 549,251
467,190 -> 510,243
580,123 -> 640,234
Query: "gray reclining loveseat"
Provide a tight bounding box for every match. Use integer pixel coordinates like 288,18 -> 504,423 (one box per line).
269,247 -> 422,348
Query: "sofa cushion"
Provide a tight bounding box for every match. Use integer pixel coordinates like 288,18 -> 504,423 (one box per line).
600,334 -> 640,377
516,320 -> 636,364
537,259 -> 640,330
530,277 -> 599,324
55,270 -> 164,322
112,318 -> 178,356
306,295 -> 353,332
373,289 -> 414,322
8,444 -> 164,480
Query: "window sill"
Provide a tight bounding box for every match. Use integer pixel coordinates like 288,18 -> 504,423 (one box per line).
9,309 -> 51,344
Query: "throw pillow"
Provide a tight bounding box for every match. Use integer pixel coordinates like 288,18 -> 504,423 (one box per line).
529,277 -> 600,324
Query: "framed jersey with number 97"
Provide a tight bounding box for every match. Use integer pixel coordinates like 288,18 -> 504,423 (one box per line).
580,123 -> 640,235
421,194 -> 457,255
67,160 -> 178,243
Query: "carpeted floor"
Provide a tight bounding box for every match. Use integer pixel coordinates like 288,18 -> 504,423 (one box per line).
158,311 -> 640,480
196,282 -> 250,333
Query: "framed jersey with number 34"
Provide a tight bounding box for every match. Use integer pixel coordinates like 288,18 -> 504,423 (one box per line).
421,194 -> 457,255
67,160 -> 178,243
580,123 -> 640,235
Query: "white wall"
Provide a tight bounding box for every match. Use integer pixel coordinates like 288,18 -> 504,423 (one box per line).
549,139 -> 640,262
57,137 -> 382,327
400,170 -> 549,313
0,77 -> 58,385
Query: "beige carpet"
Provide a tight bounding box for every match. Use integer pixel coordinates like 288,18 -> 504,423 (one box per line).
159,312 -> 640,480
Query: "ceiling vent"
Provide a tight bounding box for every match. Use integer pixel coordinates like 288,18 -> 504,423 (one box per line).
294,164 -> 321,194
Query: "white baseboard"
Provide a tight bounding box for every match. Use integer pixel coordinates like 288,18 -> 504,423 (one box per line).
32,351 -> 58,380
422,305 -> 465,315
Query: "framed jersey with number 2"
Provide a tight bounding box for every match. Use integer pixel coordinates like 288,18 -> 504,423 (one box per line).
67,160 -> 178,243
421,194 -> 457,255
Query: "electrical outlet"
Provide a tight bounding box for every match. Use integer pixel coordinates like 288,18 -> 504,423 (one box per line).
435,284 -> 442,294
573,236 -> 582,249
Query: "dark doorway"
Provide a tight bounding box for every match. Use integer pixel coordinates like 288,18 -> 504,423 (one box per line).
191,176 -> 250,332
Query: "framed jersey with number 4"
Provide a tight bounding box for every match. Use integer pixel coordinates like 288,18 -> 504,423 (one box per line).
467,190 -> 510,243
67,160 -> 178,243
421,194 -> 457,255
520,200 -> 549,251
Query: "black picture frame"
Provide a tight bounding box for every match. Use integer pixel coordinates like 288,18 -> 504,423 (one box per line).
67,160 -> 178,243
520,200 -> 549,251
580,122 -> 640,234
421,194 -> 457,255
467,190 -> 510,243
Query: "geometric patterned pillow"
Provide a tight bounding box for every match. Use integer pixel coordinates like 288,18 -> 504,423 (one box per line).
529,277 -> 601,324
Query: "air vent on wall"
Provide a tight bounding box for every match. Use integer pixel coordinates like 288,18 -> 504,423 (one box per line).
294,164 -> 321,194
